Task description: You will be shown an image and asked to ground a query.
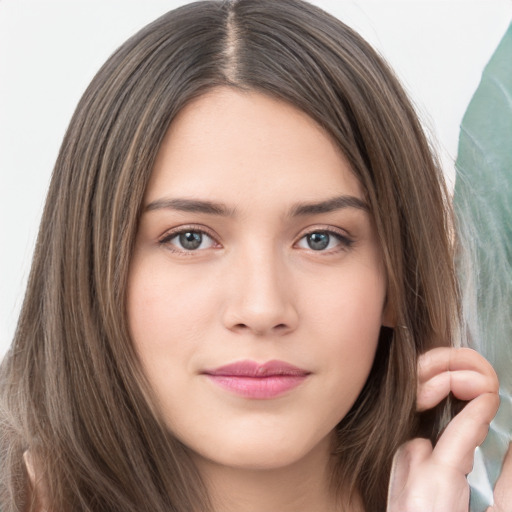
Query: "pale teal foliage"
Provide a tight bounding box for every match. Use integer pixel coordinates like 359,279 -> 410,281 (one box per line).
454,21 -> 512,512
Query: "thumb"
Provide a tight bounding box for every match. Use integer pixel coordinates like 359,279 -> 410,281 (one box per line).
487,443 -> 512,512
387,438 -> 433,507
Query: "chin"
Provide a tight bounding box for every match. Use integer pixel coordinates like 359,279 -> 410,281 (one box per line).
188,429 -> 334,472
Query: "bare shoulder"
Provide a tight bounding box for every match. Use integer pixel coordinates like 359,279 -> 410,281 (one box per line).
23,451 -> 48,512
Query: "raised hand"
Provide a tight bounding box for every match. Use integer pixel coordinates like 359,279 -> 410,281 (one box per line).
387,347 -> 499,511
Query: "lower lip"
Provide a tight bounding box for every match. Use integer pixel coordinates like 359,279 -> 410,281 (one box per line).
205,375 -> 308,399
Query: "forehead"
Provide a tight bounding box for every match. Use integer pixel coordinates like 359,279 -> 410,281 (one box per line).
145,87 -> 364,208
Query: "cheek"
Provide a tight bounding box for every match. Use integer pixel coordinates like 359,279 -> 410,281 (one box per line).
306,263 -> 386,397
306,260 -> 386,339
126,256 -> 217,366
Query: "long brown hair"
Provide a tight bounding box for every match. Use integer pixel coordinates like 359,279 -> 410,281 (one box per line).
0,1 -> 458,510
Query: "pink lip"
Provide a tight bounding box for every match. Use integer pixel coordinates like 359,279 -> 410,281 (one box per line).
202,360 -> 310,399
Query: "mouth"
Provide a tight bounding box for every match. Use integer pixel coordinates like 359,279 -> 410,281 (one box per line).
201,360 -> 310,399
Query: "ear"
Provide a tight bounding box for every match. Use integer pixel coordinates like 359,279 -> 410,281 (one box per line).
381,297 -> 396,328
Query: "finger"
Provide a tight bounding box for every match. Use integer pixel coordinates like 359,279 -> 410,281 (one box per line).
388,438 -> 433,504
417,369 -> 498,411
432,392 -> 499,474
388,438 -> 470,512
418,347 -> 497,385
491,442 -> 512,511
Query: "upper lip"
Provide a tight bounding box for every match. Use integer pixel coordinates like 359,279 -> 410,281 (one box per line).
202,360 -> 310,377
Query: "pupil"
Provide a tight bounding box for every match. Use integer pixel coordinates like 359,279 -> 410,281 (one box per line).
180,232 -> 202,250
308,232 -> 329,250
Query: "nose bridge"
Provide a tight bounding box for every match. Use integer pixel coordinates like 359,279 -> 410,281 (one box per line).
223,238 -> 298,335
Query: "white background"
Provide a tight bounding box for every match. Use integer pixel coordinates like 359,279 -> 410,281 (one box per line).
1,0 -> 512,358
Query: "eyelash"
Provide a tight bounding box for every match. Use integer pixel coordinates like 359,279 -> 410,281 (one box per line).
158,225 -> 220,254
296,227 -> 354,253
158,225 -> 354,254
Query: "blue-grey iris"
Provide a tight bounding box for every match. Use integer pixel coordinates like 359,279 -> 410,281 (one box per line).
307,232 -> 330,250
180,232 -> 202,250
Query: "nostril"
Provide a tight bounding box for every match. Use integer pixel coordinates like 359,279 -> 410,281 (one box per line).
231,322 -> 289,335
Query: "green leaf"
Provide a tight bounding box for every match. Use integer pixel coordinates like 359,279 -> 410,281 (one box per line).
454,21 -> 512,512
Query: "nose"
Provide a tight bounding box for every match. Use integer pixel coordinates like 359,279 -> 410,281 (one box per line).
221,247 -> 299,337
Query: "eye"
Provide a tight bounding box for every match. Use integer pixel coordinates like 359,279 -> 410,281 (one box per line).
296,230 -> 352,252
159,228 -> 218,252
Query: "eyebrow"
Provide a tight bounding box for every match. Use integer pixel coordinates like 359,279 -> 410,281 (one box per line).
144,195 -> 369,217
145,198 -> 236,216
289,195 -> 369,216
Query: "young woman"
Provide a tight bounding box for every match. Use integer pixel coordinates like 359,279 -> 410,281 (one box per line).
0,1 -> 507,511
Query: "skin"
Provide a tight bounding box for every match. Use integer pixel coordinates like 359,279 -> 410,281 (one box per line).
124,88 -> 504,511
127,87 -> 387,511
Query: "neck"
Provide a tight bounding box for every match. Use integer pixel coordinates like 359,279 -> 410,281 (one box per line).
192,439 -> 364,512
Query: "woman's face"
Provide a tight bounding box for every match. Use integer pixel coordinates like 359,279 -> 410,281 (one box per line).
127,88 -> 389,472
